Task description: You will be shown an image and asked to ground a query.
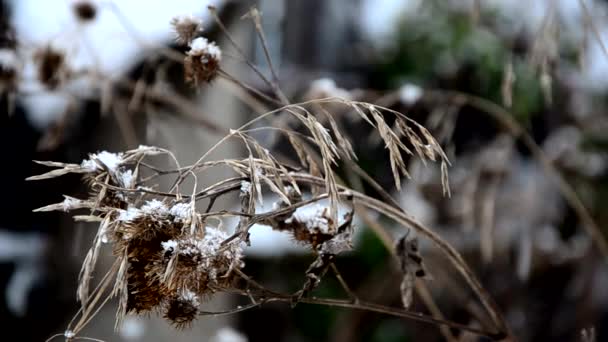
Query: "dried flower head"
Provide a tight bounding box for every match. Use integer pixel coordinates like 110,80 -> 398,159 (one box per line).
170,14 -> 203,45
159,227 -> 244,293
34,45 -> 67,89
164,292 -> 200,329
0,48 -> 19,92
72,0 -> 97,22
184,37 -> 221,85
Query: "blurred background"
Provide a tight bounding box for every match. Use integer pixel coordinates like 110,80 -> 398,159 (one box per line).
1,0 -> 608,341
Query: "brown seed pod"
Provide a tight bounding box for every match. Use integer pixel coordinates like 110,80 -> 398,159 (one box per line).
72,1 -> 97,22
163,292 -> 199,329
34,46 -> 66,89
126,261 -> 165,314
184,38 -> 221,85
170,15 -> 203,45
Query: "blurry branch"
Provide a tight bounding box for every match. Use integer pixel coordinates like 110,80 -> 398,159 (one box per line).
230,292 -> 505,340
289,173 -> 511,338
227,263 -> 502,339
427,89 -> 608,260
356,207 -> 460,342
242,7 -> 286,103
341,159 -> 458,341
208,5 -> 289,105
109,73 -> 227,135
579,0 -> 608,60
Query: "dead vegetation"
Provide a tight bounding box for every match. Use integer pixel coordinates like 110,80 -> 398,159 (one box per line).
16,2 -> 608,341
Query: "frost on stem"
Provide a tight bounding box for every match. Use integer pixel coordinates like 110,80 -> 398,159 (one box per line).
33,195 -> 92,212
170,14 -> 204,45
184,37 -> 221,85
81,151 -> 123,173
267,199 -> 355,253
240,181 -> 251,196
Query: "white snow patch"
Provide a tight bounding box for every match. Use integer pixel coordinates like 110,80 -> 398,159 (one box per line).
0,48 -> 19,72
169,202 -> 192,221
188,37 -> 222,61
285,204 -> 331,234
179,289 -> 200,306
240,181 -> 251,195
308,78 -> 351,100
61,196 -> 86,211
210,327 -> 248,342
119,169 -> 134,188
81,151 -> 123,172
399,83 -> 423,105
118,207 -> 142,222
161,239 -> 178,252
119,316 -> 145,340
224,194 -> 362,257
140,199 -> 169,216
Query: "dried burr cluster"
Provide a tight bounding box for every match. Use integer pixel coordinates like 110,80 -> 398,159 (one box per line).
32,146 -> 245,328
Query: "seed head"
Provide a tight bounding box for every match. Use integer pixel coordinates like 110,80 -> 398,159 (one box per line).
184,37 -> 221,85
34,45 -> 67,89
72,0 -> 97,22
164,293 -> 200,329
170,15 -> 203,45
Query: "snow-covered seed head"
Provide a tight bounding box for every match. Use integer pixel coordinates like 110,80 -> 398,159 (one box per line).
81,151 -> 124,173
158,228 -> 244,294
72,0 -> 97,22
184,37 -> 222,85
115,200 -> 184,241
162,228 -> 244,274
34,45 -> 66,89
164,292 -> 200,329
170,14 -> 203,45
0,48 -> 19,92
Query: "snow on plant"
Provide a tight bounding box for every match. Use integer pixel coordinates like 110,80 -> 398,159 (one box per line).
27,6 -> 517,342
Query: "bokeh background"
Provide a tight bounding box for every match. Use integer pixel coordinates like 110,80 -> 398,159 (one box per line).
1,0 -> 608,341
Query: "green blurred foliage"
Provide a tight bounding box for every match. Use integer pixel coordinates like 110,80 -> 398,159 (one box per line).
371,3 -> 544,122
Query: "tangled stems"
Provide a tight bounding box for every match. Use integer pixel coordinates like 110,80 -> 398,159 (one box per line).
286,173 -> 511,339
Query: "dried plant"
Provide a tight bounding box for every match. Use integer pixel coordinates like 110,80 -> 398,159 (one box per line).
33,100 -> 509,340
7,2 -> 607,341
30,96 -> 509,339
23,6 -> 534,342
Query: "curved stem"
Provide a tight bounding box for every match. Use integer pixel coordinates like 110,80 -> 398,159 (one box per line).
288,173 -> 512,338
431,90 -> 608,260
